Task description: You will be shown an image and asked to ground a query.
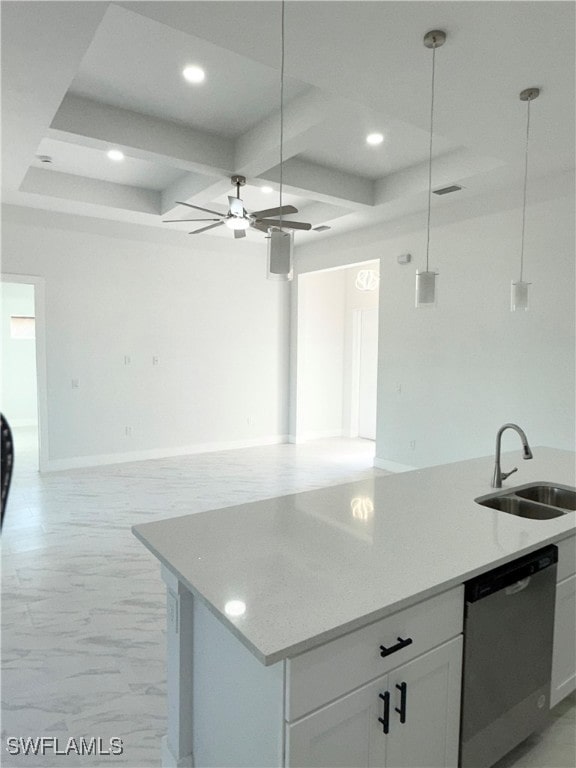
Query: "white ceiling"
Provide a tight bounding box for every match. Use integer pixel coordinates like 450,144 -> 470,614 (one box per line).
33,138 -> 187,191
2,1 -> 574,246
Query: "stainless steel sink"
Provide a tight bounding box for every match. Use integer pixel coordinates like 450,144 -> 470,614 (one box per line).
475,482 -> 576,520
514,484 -> 576,510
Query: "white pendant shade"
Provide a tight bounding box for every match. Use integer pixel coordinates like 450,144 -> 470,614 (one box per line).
415,270 -> 438,307
511,280 -> 530,312
266,228 -> 293,281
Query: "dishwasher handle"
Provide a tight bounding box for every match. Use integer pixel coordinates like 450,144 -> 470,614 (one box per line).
505,577 -> 531,595
465,545 -> 557,603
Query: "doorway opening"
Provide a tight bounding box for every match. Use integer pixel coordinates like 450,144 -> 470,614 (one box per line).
1,277 -> 46,474
295,260 -> 380,458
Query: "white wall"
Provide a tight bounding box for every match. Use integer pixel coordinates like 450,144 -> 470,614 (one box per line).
342,262 -> 379,437
295,268 -> 346,440
294,261 -> 380,442
1,282 -> 38,426
1,205 -> 290,469
294,191 -> 575,468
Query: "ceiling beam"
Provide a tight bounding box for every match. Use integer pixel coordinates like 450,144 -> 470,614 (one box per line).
20,167 -> 160,214
234,89 -> 343,177
374,148 -> 507,206
161,175 -> 231,217
49,94 -> 235,177
261,158 -> 375,209
1,1 -> 107,193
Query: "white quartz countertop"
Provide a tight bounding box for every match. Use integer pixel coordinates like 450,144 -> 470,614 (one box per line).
133,447 -> 576,665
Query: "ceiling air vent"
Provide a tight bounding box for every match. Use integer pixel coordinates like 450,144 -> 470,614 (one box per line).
433,184 -> 462,196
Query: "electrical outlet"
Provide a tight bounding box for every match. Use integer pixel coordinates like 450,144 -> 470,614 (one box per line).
152,356 -> 159,366
395,383 -> 402,394
409,440 -> 416,450
124,355 -> 131,365
71,378 -> 79,389
124,426 -> 132,437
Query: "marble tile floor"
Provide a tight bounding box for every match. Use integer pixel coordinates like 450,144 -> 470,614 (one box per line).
2,428 -> 574,768
2,429 -> 384,767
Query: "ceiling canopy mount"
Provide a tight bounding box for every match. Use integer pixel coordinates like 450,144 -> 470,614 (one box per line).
423,30 -> 446,49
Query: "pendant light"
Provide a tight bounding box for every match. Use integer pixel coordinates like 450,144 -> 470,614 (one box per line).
511,87 -> 539,311
416,29 -> 446,308
267,0 -> 294,281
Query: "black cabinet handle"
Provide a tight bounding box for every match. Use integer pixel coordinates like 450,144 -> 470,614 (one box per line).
378,691 -> 390,734
379,636 -> 413,658
395,682 -> 407,724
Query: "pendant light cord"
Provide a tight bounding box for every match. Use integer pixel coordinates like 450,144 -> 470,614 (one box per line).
279,0 -> 285,229
519,98 -> 531,282
425,41 -> 437,272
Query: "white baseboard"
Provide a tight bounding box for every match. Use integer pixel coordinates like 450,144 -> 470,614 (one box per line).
373,457 -> 416,473
43,434 -> 288,473
288,429 -> 343,444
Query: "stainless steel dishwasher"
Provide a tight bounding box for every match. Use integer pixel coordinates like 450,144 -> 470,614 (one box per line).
460,544 -> 558,768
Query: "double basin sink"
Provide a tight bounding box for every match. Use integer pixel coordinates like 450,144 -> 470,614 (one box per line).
476,482 -> 576,520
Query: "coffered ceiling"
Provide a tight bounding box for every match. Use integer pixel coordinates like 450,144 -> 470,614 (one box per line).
2,1 -> 574,244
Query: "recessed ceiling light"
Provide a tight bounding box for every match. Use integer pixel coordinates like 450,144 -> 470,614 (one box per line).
107,149 -> 124,162
366,133 -> 384,146
182,65 -> 206,84
261,186 -> 273,194
224,600 -> 246,617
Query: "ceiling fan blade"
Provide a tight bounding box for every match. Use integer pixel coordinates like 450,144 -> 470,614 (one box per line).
228,196 -> 244,217
163,218 -> 221,223
176,201 -> 225,216
234,229 -> 246,239
255,219 -> 312,231
250,204 -> 298,218
189,221 -> 224,235
250,221 -> 271,233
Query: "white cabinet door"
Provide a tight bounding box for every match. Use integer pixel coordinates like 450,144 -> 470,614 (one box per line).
286,673 -> 388,768
551,574 -> 576,708
287,637 -> 463,768
386,637 -> 463,768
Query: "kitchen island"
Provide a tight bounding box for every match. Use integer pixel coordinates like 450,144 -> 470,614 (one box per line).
133,447 -> 576,768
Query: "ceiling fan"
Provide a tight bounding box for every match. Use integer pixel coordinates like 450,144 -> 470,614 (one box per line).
163,175 -> 312,239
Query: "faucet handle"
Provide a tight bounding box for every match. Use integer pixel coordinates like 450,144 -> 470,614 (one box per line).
501,467 -> 518,482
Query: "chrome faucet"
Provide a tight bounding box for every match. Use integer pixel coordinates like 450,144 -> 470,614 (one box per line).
492,423 -> 533,488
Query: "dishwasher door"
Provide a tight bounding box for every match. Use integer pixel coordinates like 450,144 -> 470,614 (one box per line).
460,545 -> 557,768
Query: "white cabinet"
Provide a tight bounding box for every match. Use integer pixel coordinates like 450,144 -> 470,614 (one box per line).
286,637 -> 462,768
161,575 -> 463,768
385,638 -> 462,768
286,674 -> 386,768
551,535 -> 576,708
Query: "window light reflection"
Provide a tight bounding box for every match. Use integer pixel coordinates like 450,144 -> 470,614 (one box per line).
351,496 -> 374,521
